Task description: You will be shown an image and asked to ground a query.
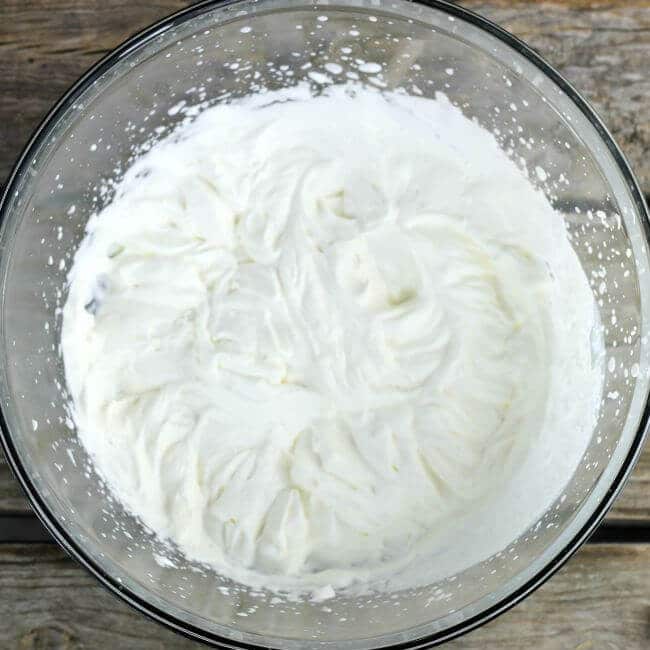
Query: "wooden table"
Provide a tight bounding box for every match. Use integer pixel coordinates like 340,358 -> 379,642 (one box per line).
1,1 -> 649,647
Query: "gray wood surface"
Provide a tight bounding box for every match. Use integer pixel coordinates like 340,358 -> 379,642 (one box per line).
7,449 -> 648,521
0,456 -> 28,515
0,0 -> 649,189
0,0 -> 649,520
470,0 -> 650,189
0,542 -> 648,648
3,449 -> 639,521
1,1 -> 650,189
0,2 -> 649,648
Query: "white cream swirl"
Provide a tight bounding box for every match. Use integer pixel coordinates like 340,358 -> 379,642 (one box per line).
62,84 -> 593,591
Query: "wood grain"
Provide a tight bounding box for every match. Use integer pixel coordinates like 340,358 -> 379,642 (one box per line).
0,1 -> 649,189
0,542 -> 647,648
0,2 -> 649,649
0,0 -> 189,187
1,0 -> 649,520
0,543 -> 198,648
612,452 -> 650,520
0,454 -> 30,515
2,443 -> 649,519
450,543 -> 650,649
466,0 -> 650,190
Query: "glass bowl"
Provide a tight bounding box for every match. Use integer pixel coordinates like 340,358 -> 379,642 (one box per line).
0,0 -> 649,647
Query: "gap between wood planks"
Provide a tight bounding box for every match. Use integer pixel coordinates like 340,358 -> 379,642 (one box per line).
1,514 -> 650,544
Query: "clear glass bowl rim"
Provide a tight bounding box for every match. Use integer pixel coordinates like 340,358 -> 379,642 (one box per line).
0,0 -> 649,648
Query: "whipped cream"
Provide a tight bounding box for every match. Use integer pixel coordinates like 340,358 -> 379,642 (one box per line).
62,84 -> 599,593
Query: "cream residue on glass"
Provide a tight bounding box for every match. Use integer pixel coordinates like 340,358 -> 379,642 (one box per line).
61,84 -> 600,594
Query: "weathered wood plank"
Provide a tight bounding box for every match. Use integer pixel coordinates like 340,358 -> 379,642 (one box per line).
0,453 -> 30,514
0,543 -> 198,648
612,450 -> 650,520
465,0 -> 650,189
1,439 -> 649,518
0,2 -> 648,647
1,0 -> 649,519
0,0 -> 189,188
0,1 -> 649,188
0,543 -> 647,648
0,0 -> 648,519
449,543 -> 650,649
